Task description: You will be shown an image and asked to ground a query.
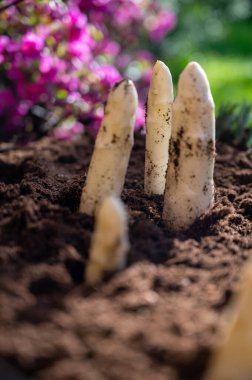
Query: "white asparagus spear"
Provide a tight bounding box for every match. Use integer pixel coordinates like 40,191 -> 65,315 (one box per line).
80,79 -> 138,216
163,61 -> 215,230
85,196 -> 129,285
204,261 -> 252,380
144,60 -> 173,195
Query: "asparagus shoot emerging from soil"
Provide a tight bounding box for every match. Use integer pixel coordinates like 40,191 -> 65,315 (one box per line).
80,79 -> 138,216
144,60 -> 173,195
85,196 -> 129,285
204,262 -> 252,380
163,61 -> 215,230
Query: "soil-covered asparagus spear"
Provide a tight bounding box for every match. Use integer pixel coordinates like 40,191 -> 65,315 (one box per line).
204,262 -> 252,380
85,196 -> 129,285
144,60 -> 173,195
163,62 -> 215,230
80,79 -> 138,216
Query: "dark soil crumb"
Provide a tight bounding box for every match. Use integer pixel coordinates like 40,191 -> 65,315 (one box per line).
0,134 -> 251,380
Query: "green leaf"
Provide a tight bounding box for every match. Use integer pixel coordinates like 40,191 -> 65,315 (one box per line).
56,89 -> 68,100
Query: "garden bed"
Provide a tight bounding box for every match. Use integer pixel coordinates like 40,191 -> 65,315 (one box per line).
0,134 -> 251,380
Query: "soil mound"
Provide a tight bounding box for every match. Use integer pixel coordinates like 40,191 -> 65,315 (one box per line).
0,135 -> 251,380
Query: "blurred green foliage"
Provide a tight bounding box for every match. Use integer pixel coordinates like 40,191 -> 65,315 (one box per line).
216,103 -> 252,148
156,0 -> 252,108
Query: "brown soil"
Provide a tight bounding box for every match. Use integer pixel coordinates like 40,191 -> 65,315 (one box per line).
0,134 -> 251,380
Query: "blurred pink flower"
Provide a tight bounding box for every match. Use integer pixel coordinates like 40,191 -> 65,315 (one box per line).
101,41 -> 120,57
0,88 -> 16,115
77,0 -> 111,12
19,82 -> 46,103
115,4 -> 143,27
40,56 -> 66,81
93,0 -> 111,6
17,101 -> 31,116
0,35 -> 10,53
135,102 -> 146,130
0,0 -> 176,139
116,53 -> 131,70
67,33 -> 93,62
21,32 -> 44,57
149,10 -> 176,41
143,68 -> 152,82
63,7 -> 87,40
67,92 -> 81,103
136,50 -> 155,62
60,75 -> 80,92
96,64 -> 122,87
54,121 -> 84,140
7,65 -> 24,82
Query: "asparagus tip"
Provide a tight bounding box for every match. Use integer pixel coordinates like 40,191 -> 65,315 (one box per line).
178,61 -> 213,101
149,60 -> 173,103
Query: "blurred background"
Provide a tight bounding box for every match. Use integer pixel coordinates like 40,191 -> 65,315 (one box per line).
158,0 -> 252,108
0,0 -> 251,142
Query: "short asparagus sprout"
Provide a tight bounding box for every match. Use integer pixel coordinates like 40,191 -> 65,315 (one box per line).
144,60 -> 173,195
80,79 -> 138,216
85,196 -> 129,285
204,262 -> 252,380
163,62 -> 215,230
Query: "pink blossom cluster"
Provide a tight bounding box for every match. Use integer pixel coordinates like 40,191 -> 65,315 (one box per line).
0,0 -> 176,140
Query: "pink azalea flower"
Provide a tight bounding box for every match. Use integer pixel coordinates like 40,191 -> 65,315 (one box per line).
54,121 -> 84,140
7,65 -> 24,81
149,10 -> 177,41
96,64 -> 122,87
67,39 -> 92,63
0,0 -> 176,139
19,82 -> 46,103
115,4 -> 143,27
135,103 -> 146,130
136,50 -> 155,62
63,7 -> 87,40
60,75 -> 80,92
0,88 -> 16,115
0,35 -> 10,53
101,41 -> 120,57
17,101 -> 31,117
40,56 -> 66,81
21,32 -> 44,57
